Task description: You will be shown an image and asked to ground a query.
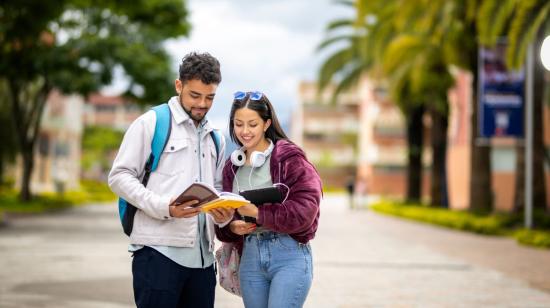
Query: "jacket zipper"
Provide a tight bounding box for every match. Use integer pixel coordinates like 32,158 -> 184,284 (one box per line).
198,128 -> 203,181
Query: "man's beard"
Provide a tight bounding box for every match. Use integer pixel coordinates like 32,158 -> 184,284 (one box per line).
179,95 -> 205,122
183,105 -> 205,122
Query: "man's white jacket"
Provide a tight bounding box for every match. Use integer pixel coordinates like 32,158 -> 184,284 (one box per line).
108,97 -> 225,250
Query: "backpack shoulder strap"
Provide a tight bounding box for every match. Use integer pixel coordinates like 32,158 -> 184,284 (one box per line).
118,103 -> 171,236
141,103 -> 171,186
209,130 -> 221,167
150,103 -> 172,171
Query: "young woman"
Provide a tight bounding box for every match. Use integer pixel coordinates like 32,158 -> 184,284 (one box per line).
215,91 -> 323,308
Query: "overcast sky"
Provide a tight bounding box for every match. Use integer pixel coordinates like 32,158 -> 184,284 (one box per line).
102,0 -> 350,135
163,0 -> 350,133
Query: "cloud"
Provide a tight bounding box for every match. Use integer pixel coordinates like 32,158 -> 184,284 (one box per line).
106,0 -> 352,135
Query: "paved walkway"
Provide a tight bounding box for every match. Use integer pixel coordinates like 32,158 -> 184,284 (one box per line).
1,194 -> 549,307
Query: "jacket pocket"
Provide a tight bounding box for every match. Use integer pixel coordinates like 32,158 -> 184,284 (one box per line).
155,138 -> 190,176
132,210 -> 197,246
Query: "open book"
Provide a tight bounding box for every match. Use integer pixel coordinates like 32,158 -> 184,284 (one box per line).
173,182 -> 250,212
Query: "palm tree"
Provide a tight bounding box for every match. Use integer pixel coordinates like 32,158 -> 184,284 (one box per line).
368,0 -> 500,210
478,0 -> 549,213
382,32 -> 454,207
398,0 -> 493,212
317,0 -> 428,203
319,0 -> 458,206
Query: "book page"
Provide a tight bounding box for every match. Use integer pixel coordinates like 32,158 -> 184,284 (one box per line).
219,191 -> 244,199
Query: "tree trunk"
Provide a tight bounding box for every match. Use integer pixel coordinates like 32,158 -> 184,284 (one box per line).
513,142 -> 525,213
429,106 -> 449,207
469,47 -> 493,213
20,150 -> 34,201
0,158 -> 4,186
406,104 -> 424,203
8,78 -> 49,202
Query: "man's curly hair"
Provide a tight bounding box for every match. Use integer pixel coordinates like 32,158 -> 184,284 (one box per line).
178,52 -> 221,84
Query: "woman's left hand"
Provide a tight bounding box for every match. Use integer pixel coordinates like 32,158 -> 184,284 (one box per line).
237,203 -> 258,218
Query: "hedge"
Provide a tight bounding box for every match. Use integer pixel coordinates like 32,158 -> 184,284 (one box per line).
370,200 -> 550,249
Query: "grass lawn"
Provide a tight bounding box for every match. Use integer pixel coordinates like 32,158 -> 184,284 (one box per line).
0,180 -> 116,216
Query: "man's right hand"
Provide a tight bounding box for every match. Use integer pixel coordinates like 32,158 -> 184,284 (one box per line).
169,199 -> 200,218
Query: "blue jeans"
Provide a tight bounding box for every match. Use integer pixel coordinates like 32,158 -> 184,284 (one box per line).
239,232 -> 313,308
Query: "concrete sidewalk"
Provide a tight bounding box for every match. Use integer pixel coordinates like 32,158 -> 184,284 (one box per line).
0,194 -> 549,307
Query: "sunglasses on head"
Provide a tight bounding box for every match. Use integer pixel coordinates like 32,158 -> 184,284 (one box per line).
233,91 -> 264,101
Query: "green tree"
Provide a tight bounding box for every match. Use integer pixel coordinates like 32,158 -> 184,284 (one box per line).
0,0 -> 189,201
478,0 -> 549,213
82,126 -> 124,178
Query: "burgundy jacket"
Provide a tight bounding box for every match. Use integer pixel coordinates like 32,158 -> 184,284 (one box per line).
215,139 -> 323,246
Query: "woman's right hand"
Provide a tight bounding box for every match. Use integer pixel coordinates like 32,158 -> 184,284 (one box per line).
229,220 -> 256,235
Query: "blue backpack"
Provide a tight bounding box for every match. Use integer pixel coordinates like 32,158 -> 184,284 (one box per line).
118,103 -> 221,236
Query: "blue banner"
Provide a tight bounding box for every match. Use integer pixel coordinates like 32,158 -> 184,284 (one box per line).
478,42 -> 525,138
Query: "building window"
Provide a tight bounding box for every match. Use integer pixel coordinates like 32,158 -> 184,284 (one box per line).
96,105 -> 116,112
38,135 -> 50,156
491,146 -> 515,172
54,142 -> 69,157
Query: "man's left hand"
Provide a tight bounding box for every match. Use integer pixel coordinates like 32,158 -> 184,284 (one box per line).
208,207 -> 235,223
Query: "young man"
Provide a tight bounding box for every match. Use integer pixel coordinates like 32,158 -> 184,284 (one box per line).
109,52 -> 234,308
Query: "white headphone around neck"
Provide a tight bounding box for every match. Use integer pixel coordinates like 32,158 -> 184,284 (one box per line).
231,140 -> 274,168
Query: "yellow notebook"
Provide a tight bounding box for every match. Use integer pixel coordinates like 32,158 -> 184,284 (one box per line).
200,197 -> 251,212
173,182 -> 250,212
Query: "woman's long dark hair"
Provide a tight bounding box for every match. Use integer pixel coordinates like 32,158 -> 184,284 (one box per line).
229,92 -> 288,146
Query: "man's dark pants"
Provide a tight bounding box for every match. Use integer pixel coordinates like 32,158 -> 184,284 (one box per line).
132,246 -> 216,308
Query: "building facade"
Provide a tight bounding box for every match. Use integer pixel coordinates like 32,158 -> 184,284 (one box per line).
84,93 -> 142,131
293,82 -> 360,189
14,91 -> 144,193
446,70 -> 550,211
15,90 -> 84,193
295,71 -> 549,211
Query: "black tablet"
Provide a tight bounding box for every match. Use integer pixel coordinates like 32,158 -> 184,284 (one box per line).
239,186 -> 283,206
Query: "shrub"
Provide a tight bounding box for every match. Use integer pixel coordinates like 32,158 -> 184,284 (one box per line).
514,229 -> 550,248
80,179 -> 116,202
0,180 -> 115,214
370,200 -> 549,249
370,201 -> 513,235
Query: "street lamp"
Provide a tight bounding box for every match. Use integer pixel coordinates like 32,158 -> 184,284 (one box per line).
542,35 -> 550,71
523,34 -> 549,229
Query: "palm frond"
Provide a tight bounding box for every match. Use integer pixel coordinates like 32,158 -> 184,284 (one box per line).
329,62 -> 366,104
478,0 -> 517,46
325,18 -> 355,32
317,34 -> 359,52
507,0 -> 550,68
382,34 -> 426,74
317,48 -> 355,90
465,0 -> 479,23
333,0 -> 355,8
